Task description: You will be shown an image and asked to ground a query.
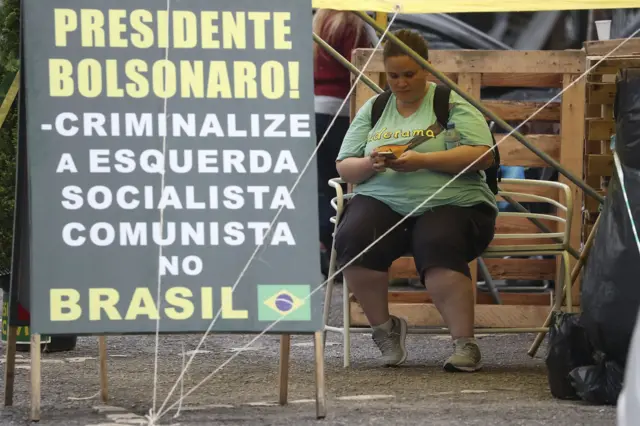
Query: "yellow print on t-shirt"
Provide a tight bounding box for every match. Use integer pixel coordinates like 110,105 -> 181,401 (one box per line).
367,127 -> 436,142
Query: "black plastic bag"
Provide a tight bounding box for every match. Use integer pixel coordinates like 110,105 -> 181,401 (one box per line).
569,359 -> 624,405
567,68 -> 640,407
545,312 -> 595,400
614,68 -> 640,170
581,69 -> 640,368
580,164 -> 640,367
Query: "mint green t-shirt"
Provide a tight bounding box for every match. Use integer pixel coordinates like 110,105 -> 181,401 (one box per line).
336,83 -> 498,217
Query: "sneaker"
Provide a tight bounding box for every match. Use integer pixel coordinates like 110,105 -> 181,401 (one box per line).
371,316 -> 408,366
443,339 -> 482,372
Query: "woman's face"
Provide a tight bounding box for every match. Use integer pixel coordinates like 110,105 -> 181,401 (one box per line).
384,55 -> 428,104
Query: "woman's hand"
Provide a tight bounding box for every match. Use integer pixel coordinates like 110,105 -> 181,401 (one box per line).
369,151 -> 388,173
387,151 -> 426,173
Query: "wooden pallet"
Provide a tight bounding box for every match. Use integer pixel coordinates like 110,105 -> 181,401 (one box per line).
582,39 -> 640,243
346,48 -> 586,329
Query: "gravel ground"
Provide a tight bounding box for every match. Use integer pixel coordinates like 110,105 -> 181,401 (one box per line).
0,287 -> 618,426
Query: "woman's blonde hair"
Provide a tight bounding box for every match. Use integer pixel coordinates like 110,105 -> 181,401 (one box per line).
312,9 -> 367,62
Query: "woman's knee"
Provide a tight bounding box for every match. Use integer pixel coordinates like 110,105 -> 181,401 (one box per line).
333,198 -> 407,271
333,218 -> 376,261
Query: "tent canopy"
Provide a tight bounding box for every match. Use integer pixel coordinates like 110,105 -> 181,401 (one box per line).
312,0 -> 638,14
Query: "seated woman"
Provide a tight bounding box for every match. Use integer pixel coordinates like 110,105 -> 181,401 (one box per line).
334,29 -> 498,373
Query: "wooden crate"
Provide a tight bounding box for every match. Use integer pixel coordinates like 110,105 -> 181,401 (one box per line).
346,48 -> 586,328
582,39 -> 640,242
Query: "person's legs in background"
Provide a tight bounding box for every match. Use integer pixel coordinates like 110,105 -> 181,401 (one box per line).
315,112 -> 350,278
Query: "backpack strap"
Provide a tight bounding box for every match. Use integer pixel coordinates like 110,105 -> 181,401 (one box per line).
432,85 -> 451,128
433,85 -> 501,194
370,89 -> 392,128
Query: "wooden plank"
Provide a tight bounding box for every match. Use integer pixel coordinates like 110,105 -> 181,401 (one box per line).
584,191 -> 606,214
586,140 -> 602,154
586,104 -> 603,118
390,250 -> 558,281
388,256 -> 419,279
490,220 -> 558,246
351,79 -> 563,117
585,39 -> 640,57
497,134 -> 560,167
352,71 -> 379,116
457,73 -> 482,99
587,83 -> 616,105
388,290 -> 552,306
559,73 -> 586,303
494,215 -> 558,236
498,182 -> 559,201
354,49 -> 585,74
587,154 -> 613,177
590,61 -> 640,76
483,100 -> 560,121
590,58 -> 640,74
587,119 -> 615,141
350,302 -> 552,328
482,258 -> 556,280
482,73 -> 563,88
586,174 -> 601,189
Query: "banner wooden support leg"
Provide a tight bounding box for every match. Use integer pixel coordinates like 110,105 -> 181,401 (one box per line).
3,325 -> 18,406
278,334 -> 291,405
314,331 -> 326,420
279,332 -> 326,419
30,333 -> 41,422
98,336 -> 109,403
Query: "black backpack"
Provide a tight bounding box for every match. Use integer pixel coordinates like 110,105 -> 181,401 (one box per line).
370,86 -> 501,194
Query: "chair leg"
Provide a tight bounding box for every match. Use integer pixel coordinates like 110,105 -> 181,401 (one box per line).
553,253 -> 564,312
528,252 -> 566,357
562,251 -> 573,314
342,278 -> 351,368
322,247 -> 337,352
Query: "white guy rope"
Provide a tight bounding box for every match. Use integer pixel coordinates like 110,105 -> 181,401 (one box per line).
152,7 -> 402,420
153,26 -> 640,422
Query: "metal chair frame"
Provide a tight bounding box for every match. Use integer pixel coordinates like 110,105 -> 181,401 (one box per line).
322,177 -> 574,367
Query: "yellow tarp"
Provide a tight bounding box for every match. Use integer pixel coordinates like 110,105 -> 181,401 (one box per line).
312,0 -> 637,14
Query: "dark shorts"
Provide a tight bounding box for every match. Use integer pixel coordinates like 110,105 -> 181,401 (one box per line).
334,195 -> 497,280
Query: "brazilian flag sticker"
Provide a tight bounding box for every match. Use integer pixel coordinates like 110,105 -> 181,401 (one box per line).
257,285 -> 311,321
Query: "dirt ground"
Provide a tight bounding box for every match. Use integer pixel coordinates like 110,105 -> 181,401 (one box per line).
0,288 -> 617,426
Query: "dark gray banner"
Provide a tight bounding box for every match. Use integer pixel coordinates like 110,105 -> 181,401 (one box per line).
23,0 -> 322,334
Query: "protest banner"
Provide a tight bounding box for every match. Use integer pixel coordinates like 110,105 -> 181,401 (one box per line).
22,0 -> 322,336
4,0 -> 326,420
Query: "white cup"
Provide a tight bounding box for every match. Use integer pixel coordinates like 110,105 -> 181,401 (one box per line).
595,20 -> 612,41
